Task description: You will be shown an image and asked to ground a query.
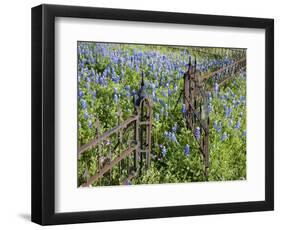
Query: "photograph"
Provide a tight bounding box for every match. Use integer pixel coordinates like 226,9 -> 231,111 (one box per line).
30,3 -> 274,225
77,42 -> 247,187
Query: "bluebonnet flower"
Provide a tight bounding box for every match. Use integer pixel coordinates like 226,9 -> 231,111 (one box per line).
113,88 -> 119,103
149,83 -> 155,89
88,120 -> 92,128
184,144 -> 190,156
102,68 -> 108,79
225,107 -> 232,118
242,130 -> 246,137
233,99 -> 241,108
173,83 -> 178,92
214,121 -> 222,133
207,92 -> 212,102
195,127 -> 200,141
84,110 -> 89,120
113,94 -> 118,103
164,131 -> 177,143
78,89 -> 84,98
85,75 -> 91,82
170,132 -> 177,142
131,89 -> 136,96
221,132 -> 227,141
213,121 -> 218,129
155,113 -> 159,121
152,63 -> 156,72
224,92 -> 229,100
235,119 -> 241,129
172,123 -> 178,132
125,85 -> 130,91
120,70 -> 125,80
214,82 -> 219,96
168,88 -> 172,96
162,146 -> 167,156
80,99 -> 87,109
99,75 -> 107,86
182,104 -> 187,114
240,95 -> 246,103
218,122 -> 222,132
92,90 -> 96,100
85,82 -> 91,90
154,72 -> 158,80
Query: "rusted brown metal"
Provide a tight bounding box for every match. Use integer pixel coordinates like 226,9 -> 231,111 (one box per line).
183,55 -> 246,180
82,145 -> 138,187
78,115 -> 138,156
121,171 -> 138,185
201,57 -> 246,81
145,99 -> 152,167
79,54 -> 245,186
79,73 -> 154,186
137,98 -> 153,173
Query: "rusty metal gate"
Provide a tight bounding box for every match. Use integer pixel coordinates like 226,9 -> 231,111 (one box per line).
182,55 -> 246,179
78,77 -> 152,187
79,52 -> 246,186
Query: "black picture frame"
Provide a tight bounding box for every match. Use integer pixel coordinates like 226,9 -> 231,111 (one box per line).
31,4 -> 274,225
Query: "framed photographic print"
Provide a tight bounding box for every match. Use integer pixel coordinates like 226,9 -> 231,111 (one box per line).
31,4 -> 274,225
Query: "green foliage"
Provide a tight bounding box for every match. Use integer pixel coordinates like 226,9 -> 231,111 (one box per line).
77,42 -> 246,186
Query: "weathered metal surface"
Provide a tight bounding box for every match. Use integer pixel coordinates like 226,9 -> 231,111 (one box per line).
82,145 -> 138,187
79,55 -> 246,186
183,55 -> 246,179
78,115 -> 138,156
201,57 -> 246,81
121,171 -> 138,185
79,74 -> 153,186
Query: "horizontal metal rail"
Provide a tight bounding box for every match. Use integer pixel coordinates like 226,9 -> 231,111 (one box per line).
121,172 -> 138,185
78,115 -> 138,157
82,144 -> 138,187
218,74 -> 236,87
188,47 -> 246,57
200,57 -> 246,81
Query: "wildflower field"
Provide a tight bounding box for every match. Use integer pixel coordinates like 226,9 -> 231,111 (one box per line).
77,42 -> 246,187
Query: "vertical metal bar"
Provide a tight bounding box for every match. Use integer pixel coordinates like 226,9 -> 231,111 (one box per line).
134,119 -> 137,170
109,144 -> 112,182
135,110 -> 140,175
199,102 -> 202,138
95,119 -> 100,172
146,100 -> 152,167
117,108 -> 122,178
145,101 -> 149,168
95,119 -> 101,186
140,102 -> 143,175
